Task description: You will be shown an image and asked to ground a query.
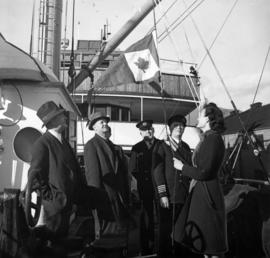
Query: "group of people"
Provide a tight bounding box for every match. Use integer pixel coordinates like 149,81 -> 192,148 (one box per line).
27,100 -> 228,258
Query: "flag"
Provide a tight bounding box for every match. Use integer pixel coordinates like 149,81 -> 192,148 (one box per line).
94,33 -> 160,88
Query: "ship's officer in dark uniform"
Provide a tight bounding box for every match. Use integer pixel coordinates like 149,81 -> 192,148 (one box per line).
152,114 -> 192,257
129,120 -> 160,255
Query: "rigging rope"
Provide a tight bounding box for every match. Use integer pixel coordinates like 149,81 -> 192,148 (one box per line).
240,44 -> 270,143
69,0 -> 76,96
154,0 -> 200,109
147,0 -> 179,35
228,45 -> 270,181
152,7 -> 163,91
183,25 -> 195,64
152,5 -> 170,130
198,0 -> 239,70
188,7 -> 234,104
152,5 -> 179,245
186,0 -> 264,161
158,0 -> 205,43
252,44 -> 270,105
153,0 -> 199,248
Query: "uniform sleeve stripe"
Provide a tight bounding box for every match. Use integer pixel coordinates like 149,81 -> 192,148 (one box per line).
157,185 -> 166,193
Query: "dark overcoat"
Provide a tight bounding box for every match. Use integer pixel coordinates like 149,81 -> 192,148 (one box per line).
129,139 -> 160,201
28,131 -> 85,234
174,130 -> 228,255
129,138 -> 160,253
84,134 -> 129,223
152,139 -> 191,204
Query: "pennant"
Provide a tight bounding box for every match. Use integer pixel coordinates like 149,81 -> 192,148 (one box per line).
94,33 -> 160,88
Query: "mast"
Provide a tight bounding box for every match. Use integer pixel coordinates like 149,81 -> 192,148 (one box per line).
67,0 -> 161,92
38,0 -> 63,78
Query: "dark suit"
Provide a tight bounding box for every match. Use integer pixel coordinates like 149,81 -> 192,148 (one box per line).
84,134 -> 129,235
28,131 -> 87,235
152,139 -> 191,256
129,138 -> 159,254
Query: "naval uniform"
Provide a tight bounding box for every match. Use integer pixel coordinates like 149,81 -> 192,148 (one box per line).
129,138 -> 160,255
152,138 -> 192,257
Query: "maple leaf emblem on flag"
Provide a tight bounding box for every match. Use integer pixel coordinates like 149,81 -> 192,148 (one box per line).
134,57 -> 149,73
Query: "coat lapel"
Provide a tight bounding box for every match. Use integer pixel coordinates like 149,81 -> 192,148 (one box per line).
95,135 -> 116,173
45,132 -> 76,172
113,144 -> 122,175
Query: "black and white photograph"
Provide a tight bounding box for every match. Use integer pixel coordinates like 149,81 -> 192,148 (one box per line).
0,0 -> 270,257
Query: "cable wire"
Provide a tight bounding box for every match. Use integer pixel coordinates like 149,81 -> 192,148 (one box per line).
252,44 -> 270,105
154,0 -> 200,107
158,0 -> 205,43
147,0 -> 179,35
198,0 -> 239,70
187,0 -> 260,155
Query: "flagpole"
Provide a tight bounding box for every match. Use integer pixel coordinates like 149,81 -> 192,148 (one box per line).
152,0 -> 168,128
152,0 -> 162,88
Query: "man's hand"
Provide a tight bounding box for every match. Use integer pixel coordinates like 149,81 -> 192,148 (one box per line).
160,196 -> 169,208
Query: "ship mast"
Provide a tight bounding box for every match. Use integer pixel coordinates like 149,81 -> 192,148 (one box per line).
37,0 -> 63,79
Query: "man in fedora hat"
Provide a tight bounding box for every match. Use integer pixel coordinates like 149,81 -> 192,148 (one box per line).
152,114 -> 192,257
84,112 -> 130,239
129,120 -> 160,255
27,101 -> 93,238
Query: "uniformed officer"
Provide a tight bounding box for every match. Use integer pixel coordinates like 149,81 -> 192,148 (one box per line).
129,120 -> 160,255
152,114 -> 192,257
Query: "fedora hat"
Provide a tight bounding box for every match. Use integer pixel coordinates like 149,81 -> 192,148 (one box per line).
37,101 -> 65,127
87,111 -> 110,130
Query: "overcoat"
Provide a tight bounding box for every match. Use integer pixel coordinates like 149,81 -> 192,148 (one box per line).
129,139 -> 160,201
129,138 -> 160,253
174,130 -> 228,255
84,134 -> 129,224
28,131 -> 86,234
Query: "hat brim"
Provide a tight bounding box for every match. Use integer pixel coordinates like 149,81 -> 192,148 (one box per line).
139,126 -> 152,131
88,116 -> 110,130
42,109 -> 65,127
168,116 -> 186,127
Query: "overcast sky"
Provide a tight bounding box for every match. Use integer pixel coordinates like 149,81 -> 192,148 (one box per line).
1,0 -> 270,111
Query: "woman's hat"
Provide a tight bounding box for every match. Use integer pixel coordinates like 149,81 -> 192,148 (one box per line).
167,114 -> 186,127
87,111 -> 110,130
36,101 -> 65,127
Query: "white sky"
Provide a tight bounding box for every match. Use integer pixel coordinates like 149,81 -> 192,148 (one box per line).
1,0 -> 270,111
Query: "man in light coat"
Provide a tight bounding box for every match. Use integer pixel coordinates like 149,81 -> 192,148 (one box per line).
84,112 -> 130,238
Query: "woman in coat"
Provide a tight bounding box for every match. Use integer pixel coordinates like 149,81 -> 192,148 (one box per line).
173,102 -> 228,258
